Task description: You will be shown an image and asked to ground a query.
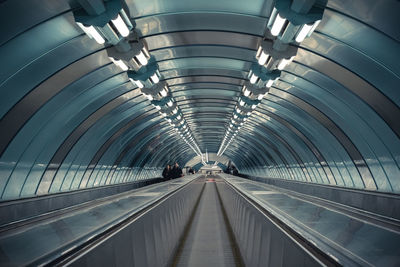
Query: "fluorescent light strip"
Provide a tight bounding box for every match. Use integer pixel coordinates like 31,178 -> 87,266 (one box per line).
250,74 -> 258,84
130,78 -> 144,88
296,23 -> 313,43
135,80 -> 144,88
135,51 -> 148,66
76,22 -> 105,44
150,73 -> 159,84
266,79 -> 274,88
109,57 -> 128,71
277,58 -> 291,70
111,14 -> 130,37
160,88 -> 168,97
271,13 -> 286,36
144,94 -> 153,101
258,51 -> 269,66
307,20 -> 321,37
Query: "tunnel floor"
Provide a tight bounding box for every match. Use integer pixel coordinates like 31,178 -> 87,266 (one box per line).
172,177 -> 242,267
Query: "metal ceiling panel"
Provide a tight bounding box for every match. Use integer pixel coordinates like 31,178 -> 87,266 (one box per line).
0,0 -> 399,201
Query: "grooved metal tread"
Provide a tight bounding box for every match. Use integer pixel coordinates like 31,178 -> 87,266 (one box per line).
174,179 -> 239,267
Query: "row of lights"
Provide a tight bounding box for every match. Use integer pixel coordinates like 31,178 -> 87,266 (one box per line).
134,78 -> 202,157
73,0 -> 202,156
217,0 -> 325,156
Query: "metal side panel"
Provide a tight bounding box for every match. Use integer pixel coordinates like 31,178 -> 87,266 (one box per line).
66,177 -> 205,267
215,179 -> 325,267
220,175 -> 400,266
0,178 -> 163,226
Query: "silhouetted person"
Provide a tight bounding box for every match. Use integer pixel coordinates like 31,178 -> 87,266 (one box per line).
188,167 -> 195,174
162,164 -> 171,180
232,166 -> 239,176
171,162 -> 183,179
224,166 -> 231,174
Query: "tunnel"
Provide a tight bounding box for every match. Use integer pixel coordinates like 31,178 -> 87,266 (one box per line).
0,0 -> 399,266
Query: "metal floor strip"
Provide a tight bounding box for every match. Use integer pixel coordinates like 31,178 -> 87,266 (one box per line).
172,178 -> 242,267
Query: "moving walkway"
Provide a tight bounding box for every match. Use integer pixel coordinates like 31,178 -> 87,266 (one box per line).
0,175 -> 399,266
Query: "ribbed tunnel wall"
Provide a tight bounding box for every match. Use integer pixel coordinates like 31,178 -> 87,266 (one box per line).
0,0 -> 399,201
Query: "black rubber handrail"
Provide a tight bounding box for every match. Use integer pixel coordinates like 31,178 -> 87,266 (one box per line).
41,176 -> 204,267
221,177 -> 342,267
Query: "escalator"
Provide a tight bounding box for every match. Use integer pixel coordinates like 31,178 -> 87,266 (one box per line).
1,175 -> 397,266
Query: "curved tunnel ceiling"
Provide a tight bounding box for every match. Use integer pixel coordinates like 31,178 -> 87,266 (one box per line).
0,0 -> 399,201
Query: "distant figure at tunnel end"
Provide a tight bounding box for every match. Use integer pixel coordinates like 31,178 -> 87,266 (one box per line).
171,162 -> 183,179
162,164 -> 171,180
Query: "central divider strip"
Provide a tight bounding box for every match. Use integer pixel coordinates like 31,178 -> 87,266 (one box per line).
214,181 -> 245,267
171,177 -> 244,267
170,183 -> 206,266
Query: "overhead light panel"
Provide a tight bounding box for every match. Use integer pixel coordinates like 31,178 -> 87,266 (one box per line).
111,14 -> 130,37
129,78 -> 144,88
266,79 -> 274,88
296,23 -> 313,43
250,73 -> 258,84
144,93 -> 153,101
258,51 -> 269,66
243,87 -> 250,97
160,88 -> 168,97
135,51 -> 148,66
277,56 -> 295,70
150,73 -> 160,84
128,44 -> 151,71
271,13 -> 286,36
307,20 -> 321,37
76,22 -> 105,44
109,57 -> 128,71
74,2 -> 134,45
